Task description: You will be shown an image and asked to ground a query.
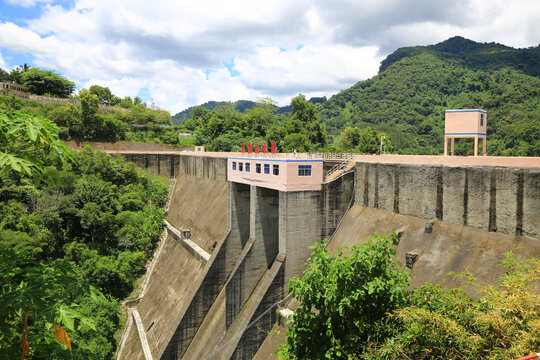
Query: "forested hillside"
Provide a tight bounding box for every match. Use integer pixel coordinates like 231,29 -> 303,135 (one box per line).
172,97 -> 327,124
380,36 -> 540,76
0,110 -> 169,358
320,37 -> 540,156
172,100 -> 259,124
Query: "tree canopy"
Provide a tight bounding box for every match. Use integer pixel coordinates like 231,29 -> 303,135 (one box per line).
279,235 -> 540,360
0,140 -> 169,358
0,109 -> 72,176
21,68 -> 75,98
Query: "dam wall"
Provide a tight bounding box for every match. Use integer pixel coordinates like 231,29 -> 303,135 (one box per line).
355,163 -> 539,239
109,149 -> 539,360
117,154 -> 231,359
115,151 -> 228,180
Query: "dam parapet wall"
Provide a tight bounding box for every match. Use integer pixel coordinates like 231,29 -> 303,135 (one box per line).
355,163 -> 539,239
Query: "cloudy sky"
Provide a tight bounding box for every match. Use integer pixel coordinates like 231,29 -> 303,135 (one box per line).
0,0 -> 538,114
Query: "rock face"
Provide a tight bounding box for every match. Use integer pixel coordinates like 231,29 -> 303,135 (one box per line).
116,153 -> 539,360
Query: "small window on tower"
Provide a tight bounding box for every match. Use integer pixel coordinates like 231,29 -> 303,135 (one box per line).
239,162 -> 243,171
232,162 -> 237,170
256,163 -> 261,173
245,163 -> 250,172
298,165 -> 312,176
480,113 -> 484,126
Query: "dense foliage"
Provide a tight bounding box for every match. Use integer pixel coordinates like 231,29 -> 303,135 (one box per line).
0,249 -> 101,359
0,65 -> 75,98
321,37 -> 540,156
279,235 -> 540,360
0,89 -> 173,143
380,36 -> 540,77
0,111 -> 169,358
172,97 -> 326,125
282,234 -> 410,359
0,109 -> 72,176
187,95 -> 327,152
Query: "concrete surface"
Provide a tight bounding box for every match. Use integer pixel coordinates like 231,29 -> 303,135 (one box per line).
355,163 -> 540,238
118,234 -> 204,359
166,173 -> 228,252
112,148 -> 539,360
327,205 -> 540,290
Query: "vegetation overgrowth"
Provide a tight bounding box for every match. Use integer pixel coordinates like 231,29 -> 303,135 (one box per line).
0,110 -> 169,358
1,65 -> 180,145
279,234 -> 540,360
0,92 -> 185,145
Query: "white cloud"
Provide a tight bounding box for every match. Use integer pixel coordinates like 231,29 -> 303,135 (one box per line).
234,45 -> 382,96
0,0 -> 538,113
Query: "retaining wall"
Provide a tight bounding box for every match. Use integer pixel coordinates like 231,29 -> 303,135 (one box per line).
355,163 -> 540,238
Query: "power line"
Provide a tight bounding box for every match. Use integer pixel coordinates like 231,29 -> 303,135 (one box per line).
206,293 -> 292,360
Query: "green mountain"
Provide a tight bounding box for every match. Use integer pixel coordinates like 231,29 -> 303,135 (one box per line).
320,37 -> 540,156
172,100 -> 259,124
172,97 -> 327,124
380,36 -> 540,77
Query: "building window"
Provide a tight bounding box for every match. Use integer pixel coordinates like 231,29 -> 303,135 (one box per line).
480,113 -> 484,126
264,164 -> 270,174
232,162 -> 237,170
273,164 -> 279,175
298,165 -> 312,176
239,162 -> 243,171
245,162 -> 250,172
256,163 -> 261,173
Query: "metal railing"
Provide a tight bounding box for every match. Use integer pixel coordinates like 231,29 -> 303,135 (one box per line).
324,160 -> 355,183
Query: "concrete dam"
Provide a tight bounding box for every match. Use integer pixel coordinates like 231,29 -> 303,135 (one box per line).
112,151 -> 540,360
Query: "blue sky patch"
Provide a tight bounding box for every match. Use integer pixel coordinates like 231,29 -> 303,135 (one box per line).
0,47 -> 35,69
0,1 -> 43,26
137,87 -> 151,103
222,58 -> 240,77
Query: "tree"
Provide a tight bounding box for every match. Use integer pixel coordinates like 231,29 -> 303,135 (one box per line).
89,85 -> 119,106
0,68 -> 10,82
281,234 -> 410,359
243,97 -> 277,138
79,89 -> 101,139
21,68 -> 75,98
282,133 -> 309,152
7,64 -> 31,84
0,248 -> 99,359
356,127 -> 380,154
291,94 -> 317,124
280,235 -> 540,360
0,109 -> 73,177
340,126 -> 361,149
366,253 -> 540,360
271,94 -> 328,151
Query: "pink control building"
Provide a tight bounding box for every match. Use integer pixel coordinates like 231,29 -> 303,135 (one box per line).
444,109 -> 487,156
227,157 -> 324,191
